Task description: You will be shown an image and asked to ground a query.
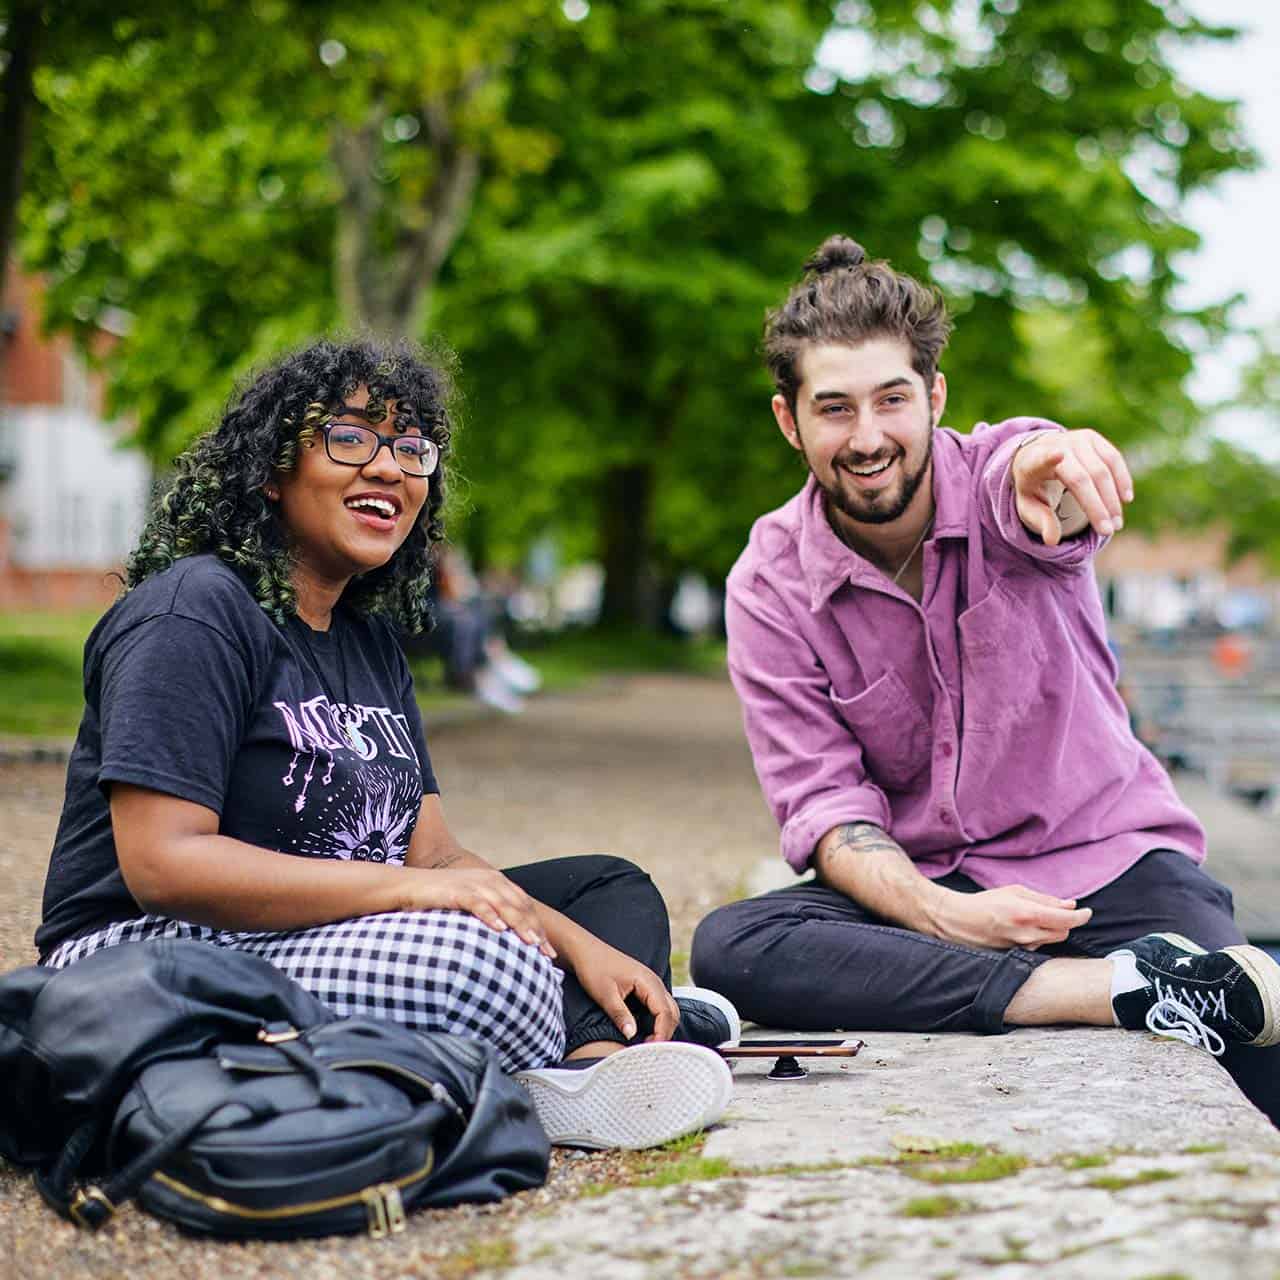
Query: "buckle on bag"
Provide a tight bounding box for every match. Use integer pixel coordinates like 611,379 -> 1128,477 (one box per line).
69,1186 -> 116,1230
257,1023 -> 301,1044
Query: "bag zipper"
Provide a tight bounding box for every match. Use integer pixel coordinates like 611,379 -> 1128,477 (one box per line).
216,1053 -> 467,1122
327,1059 -> 467,1122
148,1151 -> 431,1236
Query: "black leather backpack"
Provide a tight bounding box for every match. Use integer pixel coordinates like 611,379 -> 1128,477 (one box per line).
0,940 -> 550,1238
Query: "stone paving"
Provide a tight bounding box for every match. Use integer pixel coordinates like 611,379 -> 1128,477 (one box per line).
2,673 -> 1279,1279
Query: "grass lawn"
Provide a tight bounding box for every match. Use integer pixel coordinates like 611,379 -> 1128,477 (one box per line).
0,610 -> 102,737
0,608 -> 725,738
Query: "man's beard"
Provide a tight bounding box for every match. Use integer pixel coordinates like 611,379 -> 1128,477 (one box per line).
819,430 -> 934,526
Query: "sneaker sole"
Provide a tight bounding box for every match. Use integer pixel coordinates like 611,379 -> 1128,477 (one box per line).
1222,944 -> 1280,1047
514,1043 -> 733,1150
673,984 -> 742,1046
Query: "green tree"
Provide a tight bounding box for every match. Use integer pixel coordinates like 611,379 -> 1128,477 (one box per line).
1,2 -> 177,299
19,0 -> 561,456
0,1 -> 42,291
17,0 -> 1257,625
1129,327 -> 1280,569
443,0 -> 1253,621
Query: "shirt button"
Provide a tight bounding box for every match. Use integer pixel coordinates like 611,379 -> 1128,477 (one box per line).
940,742 -> 953,758
939,808 -> 953,824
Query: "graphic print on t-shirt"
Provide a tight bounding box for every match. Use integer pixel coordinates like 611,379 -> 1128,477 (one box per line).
273,694 -> 422,863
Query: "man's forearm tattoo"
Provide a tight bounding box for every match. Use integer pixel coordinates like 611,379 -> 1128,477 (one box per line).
820,822 -> 903,865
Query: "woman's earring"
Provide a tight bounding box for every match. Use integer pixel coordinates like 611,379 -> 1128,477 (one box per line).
264,484 -> 280,502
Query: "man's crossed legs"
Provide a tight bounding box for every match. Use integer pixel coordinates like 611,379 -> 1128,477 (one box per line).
691,850 -> 1280,1125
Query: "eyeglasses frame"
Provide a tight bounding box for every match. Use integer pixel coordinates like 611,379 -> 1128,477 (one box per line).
317,421 -> 440,477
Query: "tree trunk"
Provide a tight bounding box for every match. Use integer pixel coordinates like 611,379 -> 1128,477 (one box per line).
330,85 -> 482,337
0,2 -> 42,302
598,461 -> 659,628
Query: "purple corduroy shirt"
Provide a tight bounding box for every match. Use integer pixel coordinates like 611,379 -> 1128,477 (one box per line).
725,417 -> 1205,898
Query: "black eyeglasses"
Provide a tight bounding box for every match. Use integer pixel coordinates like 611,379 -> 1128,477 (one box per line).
319,422 -> 440,477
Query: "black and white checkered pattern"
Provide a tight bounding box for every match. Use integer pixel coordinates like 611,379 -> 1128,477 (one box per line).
43,909 -> 567,1072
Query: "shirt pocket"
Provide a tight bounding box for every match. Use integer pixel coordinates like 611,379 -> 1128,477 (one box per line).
830,669 -> 931,790
958,577 -> 1048,732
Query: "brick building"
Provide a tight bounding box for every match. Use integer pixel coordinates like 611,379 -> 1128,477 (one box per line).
1096,527 -> 1279,635
0,267 -> 150,610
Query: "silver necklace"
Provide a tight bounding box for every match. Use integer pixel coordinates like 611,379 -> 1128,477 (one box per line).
890,517 -> 934,585
291,615 -> 361,749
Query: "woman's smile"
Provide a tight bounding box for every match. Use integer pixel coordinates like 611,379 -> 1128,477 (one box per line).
343,489 -> 404,533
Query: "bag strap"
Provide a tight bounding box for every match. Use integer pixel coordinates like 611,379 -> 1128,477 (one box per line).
38,1026 -> 347,1231
36,1085 -> 254,1230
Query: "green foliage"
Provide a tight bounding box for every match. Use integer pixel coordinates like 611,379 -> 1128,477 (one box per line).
436,1237 -> 516,1279
1061,1152 -> 1111,1169
1087,1168 -> 1179,1190
0,636 -> 85,735
1130,438 -> 1280,569
15,0 -> 1259,621
0,609 -> 100,736
900,1194 -> 973,1218
577,1128 -> 733,1197
438,0 -> 1256,601
905,1150 -> 1028,1184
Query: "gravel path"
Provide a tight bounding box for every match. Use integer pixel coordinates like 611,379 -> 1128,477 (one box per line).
0,674 -> 775,1277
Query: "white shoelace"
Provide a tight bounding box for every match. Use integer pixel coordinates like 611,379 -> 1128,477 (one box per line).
1145,996 -> 1226,1057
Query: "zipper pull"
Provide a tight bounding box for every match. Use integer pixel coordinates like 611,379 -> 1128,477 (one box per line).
363,1184 -> 406,1238
383,1184 -> 407,1234
429,1081 -> 467,1123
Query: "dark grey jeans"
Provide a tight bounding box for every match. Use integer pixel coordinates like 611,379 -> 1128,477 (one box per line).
690,850 -> 1279,1126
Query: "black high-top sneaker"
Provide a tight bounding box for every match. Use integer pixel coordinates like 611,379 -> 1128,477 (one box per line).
672,985 -> 742,1048
1109,932 -> 1280,1052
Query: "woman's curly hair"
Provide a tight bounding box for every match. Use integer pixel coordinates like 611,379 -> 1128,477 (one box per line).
125,338 -> 453,632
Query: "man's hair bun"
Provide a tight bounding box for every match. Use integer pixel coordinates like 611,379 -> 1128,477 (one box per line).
803,235 -> 867,276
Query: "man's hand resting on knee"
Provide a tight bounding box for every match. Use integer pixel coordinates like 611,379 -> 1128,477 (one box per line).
922,883 -> 1093,950
814,821 -> 1092,950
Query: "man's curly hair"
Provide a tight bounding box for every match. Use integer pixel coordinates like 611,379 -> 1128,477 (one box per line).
125,338 -> 453,632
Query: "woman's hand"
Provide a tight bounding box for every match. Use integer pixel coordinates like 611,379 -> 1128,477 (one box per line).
401,867 -> 556,959
567,935 -> 679,1042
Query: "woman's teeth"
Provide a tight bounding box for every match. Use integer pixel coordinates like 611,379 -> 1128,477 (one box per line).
345,497 -> 396,518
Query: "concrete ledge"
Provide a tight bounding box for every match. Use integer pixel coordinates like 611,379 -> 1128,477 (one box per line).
501,1029 -> 1280,1279
708,1027 -> 1276,1166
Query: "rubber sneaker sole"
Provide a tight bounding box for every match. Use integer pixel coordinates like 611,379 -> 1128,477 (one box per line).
1223,944 -> 1280,1046
514,1042 -> 734,1150
673,984 -> 742,1046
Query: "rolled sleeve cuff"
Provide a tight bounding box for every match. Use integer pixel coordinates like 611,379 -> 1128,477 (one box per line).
780,789 -> 892,874
986,430 -> 1106,570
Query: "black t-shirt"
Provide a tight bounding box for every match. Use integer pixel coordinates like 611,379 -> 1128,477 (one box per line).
36,555 -> 438,957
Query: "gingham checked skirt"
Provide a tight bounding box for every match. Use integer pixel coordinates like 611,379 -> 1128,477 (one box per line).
42,909 -> 567,1072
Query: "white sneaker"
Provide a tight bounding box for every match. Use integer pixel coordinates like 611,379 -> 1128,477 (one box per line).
491,649 -> 542,695
513,1042 -> 733,1150
474,664 -> 525,714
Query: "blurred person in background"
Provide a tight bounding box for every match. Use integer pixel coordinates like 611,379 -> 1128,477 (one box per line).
425,544 -> 542,715
33,338 -> 736,1150
692,237 -> 1280,1126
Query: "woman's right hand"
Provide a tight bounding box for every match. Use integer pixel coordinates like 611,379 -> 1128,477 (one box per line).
402,867 -> 556,958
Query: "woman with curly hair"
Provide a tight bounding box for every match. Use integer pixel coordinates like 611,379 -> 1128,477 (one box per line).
35,338 -> 735,1151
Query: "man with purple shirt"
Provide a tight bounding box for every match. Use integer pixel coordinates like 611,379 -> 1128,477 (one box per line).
690,235 -> 1280,1124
